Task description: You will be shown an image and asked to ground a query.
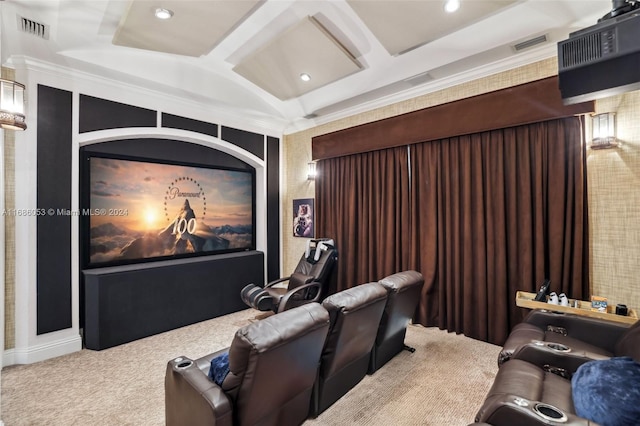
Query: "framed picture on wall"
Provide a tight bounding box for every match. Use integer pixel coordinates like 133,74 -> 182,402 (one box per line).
293,198 -> 314,238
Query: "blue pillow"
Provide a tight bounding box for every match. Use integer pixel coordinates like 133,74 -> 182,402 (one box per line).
572,356 -> 640,426
208,351 -> 230,386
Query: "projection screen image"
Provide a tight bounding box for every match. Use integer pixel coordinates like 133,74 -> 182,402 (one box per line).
87,156 -> 254,266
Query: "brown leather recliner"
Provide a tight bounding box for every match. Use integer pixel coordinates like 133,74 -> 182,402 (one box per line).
476,313 -> 640,425
311,282 -> 388,417
241,239 -> 337,313
165,303 -> 330,426
369,270 -> 424,373
474,358 -> 598,426
498,310 -> 640,366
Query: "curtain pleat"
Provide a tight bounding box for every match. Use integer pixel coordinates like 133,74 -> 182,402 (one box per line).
316,147 -> 409,293
410,117 -> 588,345
315,116 -> 587,346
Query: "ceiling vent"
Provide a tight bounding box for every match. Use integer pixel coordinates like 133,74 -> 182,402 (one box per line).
17,16 -> 49,40
512,34 -> 548,52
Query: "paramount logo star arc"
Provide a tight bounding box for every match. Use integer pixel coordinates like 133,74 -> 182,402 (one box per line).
164,176 -> 207,236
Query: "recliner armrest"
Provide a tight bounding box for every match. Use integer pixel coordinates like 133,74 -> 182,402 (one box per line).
511,342 -> 610,376
165,356 -> 233,426
522,310 -> 629,353
264,276 -> 293,288
277,281 -> 323,313
266,273 -> 315,290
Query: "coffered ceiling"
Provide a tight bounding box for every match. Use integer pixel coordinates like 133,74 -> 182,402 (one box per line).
112,0 -> 264,57
232,16 -> 362,100
0,0 -> 614,132
347,0 -> 518,56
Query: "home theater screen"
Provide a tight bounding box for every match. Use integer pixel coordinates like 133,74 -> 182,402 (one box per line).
83,155 -> 255,268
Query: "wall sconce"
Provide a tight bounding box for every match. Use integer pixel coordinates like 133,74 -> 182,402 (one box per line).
307,162 -> 317,180
0,78 -> 27,131
591,112 -> 616,149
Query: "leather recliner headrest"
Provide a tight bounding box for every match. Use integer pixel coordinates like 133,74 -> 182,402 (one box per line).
378,270 -> 424,293
229,303 -> 329,367
322,282 -> 387,315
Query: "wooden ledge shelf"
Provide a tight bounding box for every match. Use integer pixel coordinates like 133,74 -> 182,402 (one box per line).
516,291 -> 638,325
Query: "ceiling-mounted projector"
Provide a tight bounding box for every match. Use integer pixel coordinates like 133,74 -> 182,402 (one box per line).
558,0 -> 640,104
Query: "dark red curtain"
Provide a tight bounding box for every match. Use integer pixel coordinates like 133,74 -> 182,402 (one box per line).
409,117 -> 589,345
315,146 -> 410,293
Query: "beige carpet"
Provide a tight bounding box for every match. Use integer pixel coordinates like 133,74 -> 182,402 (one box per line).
1,309 -> 500,426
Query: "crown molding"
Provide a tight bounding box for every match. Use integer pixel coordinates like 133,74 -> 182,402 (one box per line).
6,56 -> 288,138
284,44 -> 559,134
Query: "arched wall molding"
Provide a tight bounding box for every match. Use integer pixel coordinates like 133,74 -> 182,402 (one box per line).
72,128 -> 267,282
77,127 -> 265,169
73,128 -> 269,350
75,126 -> 269,261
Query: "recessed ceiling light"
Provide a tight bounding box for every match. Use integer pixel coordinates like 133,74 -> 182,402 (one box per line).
444,0 -> 460,13
300,73 -> 311,82
154,8 -> 174,20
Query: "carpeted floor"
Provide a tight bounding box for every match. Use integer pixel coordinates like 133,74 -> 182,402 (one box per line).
1,308 -> 500,425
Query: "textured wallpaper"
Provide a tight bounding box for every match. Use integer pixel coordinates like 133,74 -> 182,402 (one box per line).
283,57 -> 640,316
2,67 -> 16,350
588,91 -> 640,313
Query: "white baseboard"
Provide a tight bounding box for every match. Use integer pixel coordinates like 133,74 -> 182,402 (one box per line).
3,335 -> 82,366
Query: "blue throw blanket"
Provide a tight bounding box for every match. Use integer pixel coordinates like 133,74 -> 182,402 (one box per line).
572,356 -> 640,426
208,351 -> 230,386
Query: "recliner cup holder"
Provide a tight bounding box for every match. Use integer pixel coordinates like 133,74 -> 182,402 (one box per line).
533,403 -> 568,423
174,358 -> 193,369
546,342 -> 571,352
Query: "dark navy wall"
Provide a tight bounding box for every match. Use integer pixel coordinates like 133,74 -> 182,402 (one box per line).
221,126 -> 264,160
37,85 -> 73,335
267,136 -> 280,282
161,112 -> 218,138
79,95 -> 156,132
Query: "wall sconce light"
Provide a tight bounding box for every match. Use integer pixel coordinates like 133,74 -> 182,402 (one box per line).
591,112 -> 616,149
0,78 -> 27,131
307,162 -> 317,180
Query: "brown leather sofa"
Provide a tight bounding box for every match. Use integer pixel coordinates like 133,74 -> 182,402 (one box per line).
311,282 -> 388,417
474,358 -> 598,425
475,311 -> 640,425
165,303 -> 330,426
369,270 -> 424,373
498,310 -> 640,366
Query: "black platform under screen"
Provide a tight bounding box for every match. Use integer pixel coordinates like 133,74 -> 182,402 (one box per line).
83,252 -> 264,350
